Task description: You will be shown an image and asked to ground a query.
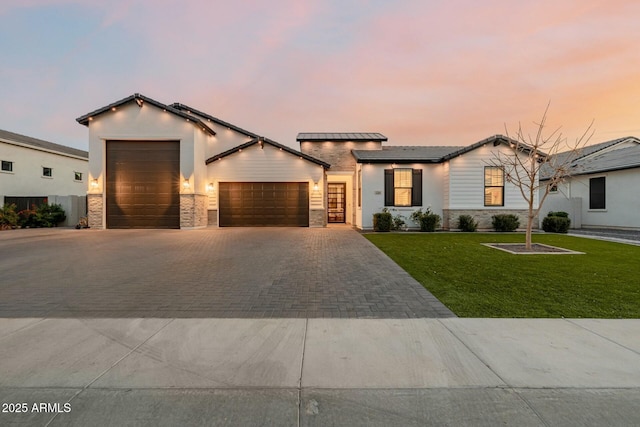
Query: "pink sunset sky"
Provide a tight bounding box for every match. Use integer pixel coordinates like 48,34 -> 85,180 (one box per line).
0,0 -> 638,151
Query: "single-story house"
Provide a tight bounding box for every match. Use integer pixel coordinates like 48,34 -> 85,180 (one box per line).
0,129 -> 88,225
540,136 -> 640,230
77,93 -> 537,230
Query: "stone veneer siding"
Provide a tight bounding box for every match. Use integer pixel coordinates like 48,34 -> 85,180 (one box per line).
443,209 -> 538,230
87,194 -> 103,229
300,141 -> 382,171
180,194 -> 208,228
207,209 -> 218,226
309,209 -> 326,227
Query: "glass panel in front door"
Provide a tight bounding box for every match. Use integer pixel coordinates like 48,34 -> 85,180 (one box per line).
327,183 -> 346,223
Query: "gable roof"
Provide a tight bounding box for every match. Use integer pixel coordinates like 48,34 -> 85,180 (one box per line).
205,137 -> 330,168
573,144 -> 640,176
441,134 -> 544,161
352,146 -> 462,163
351,135 -> 541,164
573,136 -> 639,161
0,128 -> 88,159
170,103 -> 258,139
76,93 -> 217,137
540,136 -> 640,180
297,132 -> 387,142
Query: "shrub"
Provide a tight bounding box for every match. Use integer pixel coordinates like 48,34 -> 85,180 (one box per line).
542,212 -> 571,233
491,214 -> 520,232
373,211 -> 392,232
457,214 -> 478,232
18,203 -> 66,228
37,203 -> 66,227
410,208 -> 441,232
391,213 -> 406,231
0,204 -> 19,230
547,211 -> 569,218
18,206 -> 41,228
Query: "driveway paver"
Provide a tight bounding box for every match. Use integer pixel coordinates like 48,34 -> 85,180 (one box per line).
0,228 -> 454,318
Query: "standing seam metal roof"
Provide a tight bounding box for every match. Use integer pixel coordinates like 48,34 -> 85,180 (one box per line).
296,132 -> 387,141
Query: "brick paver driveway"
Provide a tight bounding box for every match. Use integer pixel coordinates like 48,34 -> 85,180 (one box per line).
0,228 -> 454,318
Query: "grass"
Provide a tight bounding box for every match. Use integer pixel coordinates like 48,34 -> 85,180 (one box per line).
365,233 -> 640,318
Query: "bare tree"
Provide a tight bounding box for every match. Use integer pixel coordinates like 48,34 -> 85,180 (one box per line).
490,103 -> 594,250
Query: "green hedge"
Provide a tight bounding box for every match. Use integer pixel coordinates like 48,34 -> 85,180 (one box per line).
542,211 -> 571,233
18,203 -> 66,228
373,212 -> 392,232
491,214 -> 520,232
410,208 -> 441,232
457,214 -> 478,232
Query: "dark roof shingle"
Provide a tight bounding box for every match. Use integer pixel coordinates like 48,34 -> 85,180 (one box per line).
0,128 -> 88,159
352,146 -> 462,163
540,136 -> 640,180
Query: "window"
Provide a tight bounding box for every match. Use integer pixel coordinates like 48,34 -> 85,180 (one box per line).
42,167 -> 52,177
1,160 -> 12,172
589,177 -> 606,209
549,184 -> 558,193
394,168 -> 412,206
484,166 -> 504,206
384,168 -> 422,206
74,172 -> 83,181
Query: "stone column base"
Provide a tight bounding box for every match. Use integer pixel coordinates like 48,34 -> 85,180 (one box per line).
309,209 -> 326,227
180,194 -> 208,228
87,193 -> 104,229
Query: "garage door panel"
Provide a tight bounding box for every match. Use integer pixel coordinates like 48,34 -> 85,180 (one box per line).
219,182 -> 309,227
106,140 -> 180,229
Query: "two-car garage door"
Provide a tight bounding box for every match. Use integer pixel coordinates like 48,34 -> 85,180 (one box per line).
218,182 -> 309,227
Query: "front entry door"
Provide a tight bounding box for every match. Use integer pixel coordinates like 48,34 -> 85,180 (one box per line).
327,183 -> 346,223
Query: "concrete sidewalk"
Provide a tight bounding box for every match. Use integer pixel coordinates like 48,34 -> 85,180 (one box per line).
1,318 -> 639,426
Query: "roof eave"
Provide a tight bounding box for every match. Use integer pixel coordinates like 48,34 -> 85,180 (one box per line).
171,103 -> 258,139
205,138 -> 330,168
76,94 -> 216,136
354,158 -> 442,164
296,133 -> 388,142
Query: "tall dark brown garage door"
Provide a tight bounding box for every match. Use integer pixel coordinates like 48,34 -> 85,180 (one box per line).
106,140 -> 180,229
219,182 -> 309,227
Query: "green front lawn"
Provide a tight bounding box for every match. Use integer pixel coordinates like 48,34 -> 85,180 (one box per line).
365,233 -> 640,318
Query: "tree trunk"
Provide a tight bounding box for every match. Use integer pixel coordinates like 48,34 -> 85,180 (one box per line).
525,199 -> 534,250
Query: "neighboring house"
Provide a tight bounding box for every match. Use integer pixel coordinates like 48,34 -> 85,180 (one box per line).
78,93 -> 536,230
540,136 -> 640,230
0,129 -> 88,225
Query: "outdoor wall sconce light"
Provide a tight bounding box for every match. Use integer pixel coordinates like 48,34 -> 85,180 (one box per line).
90,179 -> 99,189
183,180 -> 190,190
313,182 -> 319,191
207,183 -> 214,192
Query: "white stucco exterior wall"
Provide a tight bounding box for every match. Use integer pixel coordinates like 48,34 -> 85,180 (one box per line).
540,169 -> 640,229
358,162 -> 444,230
86,102 -> 204,195
0,141 -> 87,204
